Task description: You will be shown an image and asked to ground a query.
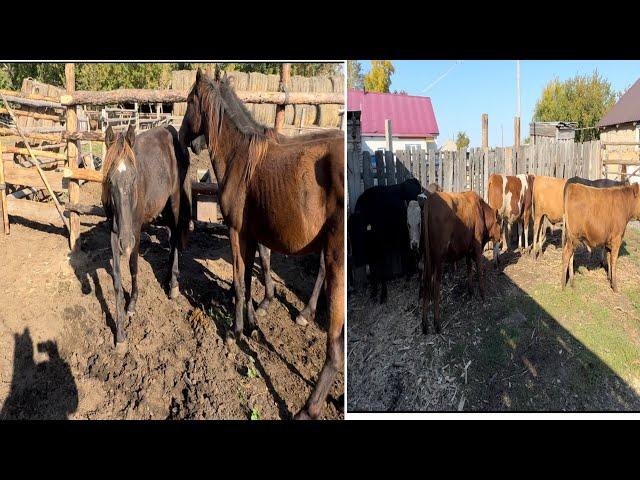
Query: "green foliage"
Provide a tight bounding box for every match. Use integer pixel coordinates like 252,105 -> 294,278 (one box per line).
246,356 -> 260,379
0,62 -> 341,92
363,60 -> 395,93
347,61 -> 364,90
455,131 -> 470,150
250,407 -> 260,420
533,70 -> 618,141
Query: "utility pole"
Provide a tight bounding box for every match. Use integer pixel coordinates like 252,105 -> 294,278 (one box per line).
515,60 -> 521,150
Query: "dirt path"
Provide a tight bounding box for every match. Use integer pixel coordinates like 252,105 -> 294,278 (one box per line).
0,213 -> 342,419
348,227 -> 640,412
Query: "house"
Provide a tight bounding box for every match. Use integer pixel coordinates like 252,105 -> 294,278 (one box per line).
347,89 -> 439,154
597,78 -> 640,181
439,139 -> 457,152
529,121 -> 577,144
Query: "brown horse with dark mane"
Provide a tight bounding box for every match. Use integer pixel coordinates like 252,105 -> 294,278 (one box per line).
102,124 -> 191,351
179,68 -> 344,419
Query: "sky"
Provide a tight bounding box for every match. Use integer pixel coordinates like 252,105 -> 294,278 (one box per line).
357,60 -> 640,147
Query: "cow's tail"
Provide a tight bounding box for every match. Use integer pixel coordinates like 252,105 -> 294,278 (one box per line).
561,185 -> 569,249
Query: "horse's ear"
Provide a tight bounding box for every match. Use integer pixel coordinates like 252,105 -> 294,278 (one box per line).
105,126 -> 115,148
196,68 -> 203,84
214,64 -> 221,81
125,124 -> 136,148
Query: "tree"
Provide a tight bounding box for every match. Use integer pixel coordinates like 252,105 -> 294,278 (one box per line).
533,70 -> 618,141
347,61 -> 364,90
363,60 -> 395,93
456,131 -> 470,150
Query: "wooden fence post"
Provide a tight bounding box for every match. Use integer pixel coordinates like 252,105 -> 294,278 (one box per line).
274,63 -> 291,131
385,119 -> 393,153
66,63 -> 80,250
0,142 -> 8,234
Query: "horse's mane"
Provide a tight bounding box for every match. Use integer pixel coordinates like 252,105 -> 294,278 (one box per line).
101,132 -> 137,183
197,74 -> 276,183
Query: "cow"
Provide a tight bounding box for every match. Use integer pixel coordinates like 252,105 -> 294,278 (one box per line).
408,183 -> 442,278
420,190 -> 501,334
487,174 -> 534,267
530,176 -> 567,260
349,178 -> 422,303
561,182 -> 639,292
561,176 -> 629,267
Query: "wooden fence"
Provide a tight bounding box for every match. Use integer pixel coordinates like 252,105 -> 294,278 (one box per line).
0,63 -> 344,250
347,140 -> 602,214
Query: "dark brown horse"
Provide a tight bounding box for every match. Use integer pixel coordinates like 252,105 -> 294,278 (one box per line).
179,68 -> 344,419
102,124 -> 191,351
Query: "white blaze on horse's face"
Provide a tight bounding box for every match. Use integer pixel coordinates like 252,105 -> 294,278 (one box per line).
407,200 -> 421,252
117,160 -> 127,173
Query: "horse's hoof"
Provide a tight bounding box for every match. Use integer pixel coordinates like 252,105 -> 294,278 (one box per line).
249,329 -> 260,341
255,307 -> 267,317
294,409 -> 313,420
169,286 -> 179,300
295,314 -> 309,327
225,332 -> 237,346
126,309 -> 135,319
115,340 -> 128,356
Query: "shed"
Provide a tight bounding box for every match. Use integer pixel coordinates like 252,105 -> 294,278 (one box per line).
529,121 -> 577,143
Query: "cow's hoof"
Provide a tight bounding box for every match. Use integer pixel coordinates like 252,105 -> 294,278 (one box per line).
255,307 -> 267,317
169,286 -> 179,300
294,409 -> 313,420
115,340 -> 128,356
295,314 -> 309,327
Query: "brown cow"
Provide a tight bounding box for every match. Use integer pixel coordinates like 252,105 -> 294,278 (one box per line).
421,190 -> 501,334
561,182 -> 640,292
487,174 -> 534,266
531,175 -> 567,259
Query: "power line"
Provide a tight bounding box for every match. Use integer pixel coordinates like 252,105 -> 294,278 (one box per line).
422,60 -> 464,93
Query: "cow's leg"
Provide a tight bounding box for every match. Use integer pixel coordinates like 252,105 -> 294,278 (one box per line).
466,255 -> 473,296
255,244 -> 275,317
110,231 -> 127,351
532,213 -> 541,259
297,252 -> 325,327
561,239 -> 573,289
517,220 -> 523,251
501,222 -> 509,253
126,234 -> 140,317
433,260 -> 444,334
369,259 -> 378,300
475,243 -> 486,301
610,238 -> 622,293
421,265 -> 431,334
569,251 -> 576,288
605,248 -> 612,281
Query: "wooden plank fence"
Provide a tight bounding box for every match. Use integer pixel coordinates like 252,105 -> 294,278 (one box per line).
347,140 -> 602,214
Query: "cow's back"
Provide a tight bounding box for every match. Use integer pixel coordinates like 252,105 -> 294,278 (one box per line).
427,191 -> 480,261
532,175 -> 566,223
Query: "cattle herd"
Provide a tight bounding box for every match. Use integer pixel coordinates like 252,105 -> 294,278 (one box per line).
349,172 -> 640,334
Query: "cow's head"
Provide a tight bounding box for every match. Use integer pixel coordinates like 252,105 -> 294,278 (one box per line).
406,200 -> 422,253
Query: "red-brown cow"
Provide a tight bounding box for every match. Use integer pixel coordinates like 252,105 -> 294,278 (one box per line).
487,174 -> 534,266
421,190 -> 501,334
562,182 -> 640,292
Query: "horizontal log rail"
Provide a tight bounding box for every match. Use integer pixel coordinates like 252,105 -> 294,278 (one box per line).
0,91 -> 63,109
3,146 -> 66,161
63,166 -> 103,183
3,160 -> 66,192
602,141 -> 640,146
60,89 -> 344,106
0,107 -> 63,122
192,181 -> 219,195
65,202 -> 105,216
0,127 -> 63,142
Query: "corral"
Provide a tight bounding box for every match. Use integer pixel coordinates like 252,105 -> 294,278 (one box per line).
347,116 -> 640,412
0,63 -> 345,419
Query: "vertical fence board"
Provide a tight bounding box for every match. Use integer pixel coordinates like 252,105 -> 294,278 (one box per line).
385,150 -> 396,185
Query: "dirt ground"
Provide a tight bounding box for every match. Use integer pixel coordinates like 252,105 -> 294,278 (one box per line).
0,154 -> 343,420
348,226 -> 640,412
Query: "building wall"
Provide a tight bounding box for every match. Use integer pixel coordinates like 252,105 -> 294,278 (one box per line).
600,123 -> 640,183
362,136 -> 436,154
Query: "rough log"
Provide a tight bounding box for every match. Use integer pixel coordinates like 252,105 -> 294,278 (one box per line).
0,143 -> 8,234
2,146 -> 66,161
65,202 -> 105,216
3,161 -> 66,192
63,130 -> 105,142
63,166 -> 103,183
0,127 -> 63,142
274,63 -> 291,131
6,196 -> 63,226
60,89 -> 344,106
0,92 -> 63,109
0,107 -> 63,122
192,181 -> 219,195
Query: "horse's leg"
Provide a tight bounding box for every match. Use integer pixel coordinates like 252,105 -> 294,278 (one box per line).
242,238 -> 258,336
110,231 -> 127,352
295,246 -> 343,420
297,251 -> 325,327
126,233 -> 140,317
167,193 -> 181,300
228,228 -> 246,343
255,244 -> 275,317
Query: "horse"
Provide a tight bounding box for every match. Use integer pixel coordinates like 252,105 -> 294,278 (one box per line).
102,124 -> 191,352
178,68 -> 344,420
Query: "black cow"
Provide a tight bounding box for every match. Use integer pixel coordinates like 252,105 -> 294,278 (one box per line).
348,178 -> 422,303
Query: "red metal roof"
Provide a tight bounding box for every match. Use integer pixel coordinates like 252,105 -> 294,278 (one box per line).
347,89 -> 439,138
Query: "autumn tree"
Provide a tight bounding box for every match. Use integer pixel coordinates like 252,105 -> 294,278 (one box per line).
455,131 -> 470,150
363,60 -> 395,93
533,70 -> 618,141
348,61 -> 364,89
